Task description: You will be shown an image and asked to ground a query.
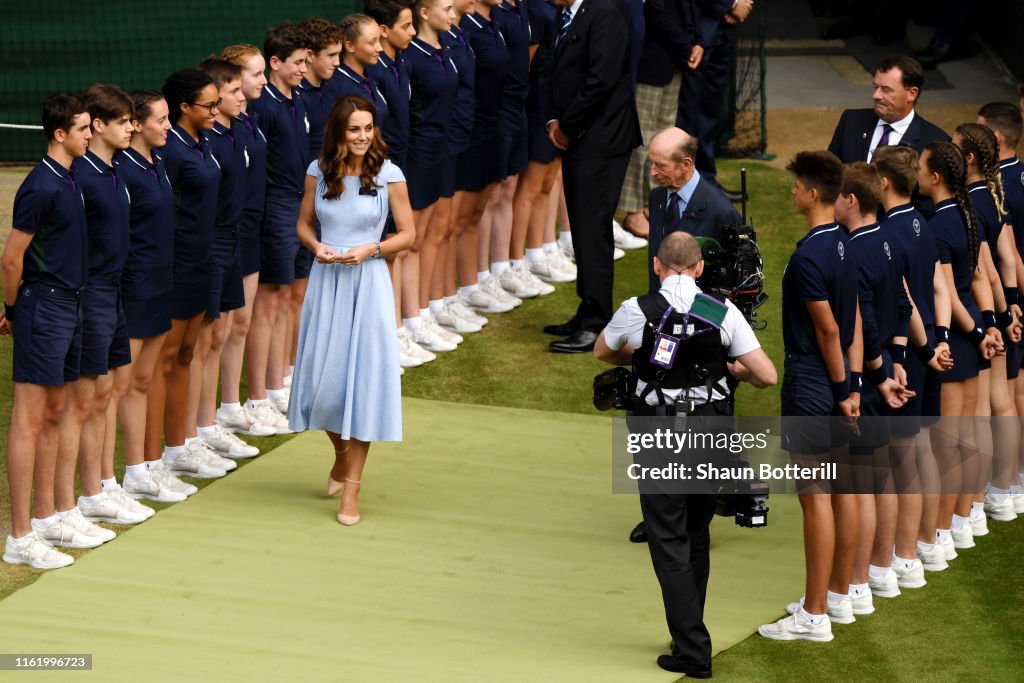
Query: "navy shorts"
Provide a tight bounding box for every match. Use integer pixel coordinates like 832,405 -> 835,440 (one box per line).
942,324 -> 983,382
440,150 -> 460,199
12,284 -> 82,386
850,354 -> 892,455
457,136 -> 504,193
781,353 -> 849,455
80,280 -> 131,376
123,290 -> 172,339
406,156 -> 445,210
259,193 -> 301,285
170,268 -> 208,321
1003,328 -> 1021,380
239,215 -> 262,277
207,232 -> 245,318
498,105 -> 528,177
527,113 -> 558,164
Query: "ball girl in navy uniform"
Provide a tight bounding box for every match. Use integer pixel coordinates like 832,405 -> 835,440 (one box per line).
153,69 -> 228,480
451,0 -> 518,315
116,91 -> 198,503
217,44 -> 279,436
917,140 -> 1001,558
401,0 -> 462,354
330,15 -> 391,126
63,84 -> 152,536
954,123 -> 1023,530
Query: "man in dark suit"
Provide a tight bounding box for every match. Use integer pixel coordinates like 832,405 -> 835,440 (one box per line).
827,56 -> 949,164
546,0 -> 643,353
646,127 -> 741,294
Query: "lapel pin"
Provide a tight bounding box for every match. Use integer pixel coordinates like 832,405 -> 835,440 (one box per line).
862,133 -> 867,139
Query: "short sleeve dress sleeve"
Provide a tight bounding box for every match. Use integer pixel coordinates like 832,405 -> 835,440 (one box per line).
378,159 -> 406,185
306,160 -> 322,179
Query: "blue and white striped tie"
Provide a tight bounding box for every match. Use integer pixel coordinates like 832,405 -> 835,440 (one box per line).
556,8 -> 572,46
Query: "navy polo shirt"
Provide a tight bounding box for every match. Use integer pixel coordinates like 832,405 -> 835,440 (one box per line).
235,111 -> 267,231
298,78 -> 336,161
1000,157 -> 1024,256
782,222 -> 858,356
163,125 -> 221,271
968,180 -> 1002,269
848,222 -> 911,360
406,38 -> 460,165
73,150 -> 131,281
441,25 -> 476,153
462,12 -> 509,140
208,120 -> 247,232
115,147 -> 175,297
882,203 -> 937,327
249,82 -> 311,197
931,198 -> 979,315
367,51 -> 411,166
11,156 -> 88,291
526,0 -> 557,122
324,65 -> 391,145
494,0 -> 531,106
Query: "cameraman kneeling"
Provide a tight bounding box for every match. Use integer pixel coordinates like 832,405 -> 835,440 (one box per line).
595,232 -> 776,676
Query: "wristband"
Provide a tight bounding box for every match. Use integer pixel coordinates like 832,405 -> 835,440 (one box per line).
849,372 -> 863,393
912,343 -> 936,364
831,378 -> 850,404
935,326 -> 950,344
967,326 -> 986,345
997,310 -> 1013,328
889,343 -> 907,364
1004,287 -> 1019,308
865,363 -> 888,386
982,310 -> 997,330
4,303 -> 14,323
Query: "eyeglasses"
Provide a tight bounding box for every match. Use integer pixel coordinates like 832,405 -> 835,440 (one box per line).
189,99 -> 222,114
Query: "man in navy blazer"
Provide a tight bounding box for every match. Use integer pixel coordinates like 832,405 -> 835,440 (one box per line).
646,127 -> 740,293
827,56 -> 949,164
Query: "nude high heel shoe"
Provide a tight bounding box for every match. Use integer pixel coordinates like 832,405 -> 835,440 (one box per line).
337,478 -> 361,526
327,447 -> 348,496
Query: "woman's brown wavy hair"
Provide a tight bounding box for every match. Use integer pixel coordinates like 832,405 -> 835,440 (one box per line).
318,94 -> 389,200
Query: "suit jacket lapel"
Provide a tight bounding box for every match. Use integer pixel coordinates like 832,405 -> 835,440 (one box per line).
858,114 -> 875,161
900,114 -> 922,150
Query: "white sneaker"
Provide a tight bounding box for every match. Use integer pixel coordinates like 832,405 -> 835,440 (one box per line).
458,287 -> 514,314
868,571 -> 900,598
984,495 -> 1017,522
481,276 -> 522,308
849,589 -> 874,616
270,389 -> 289,416
918,542 -> 948,571
560,240 -> 575,263
435,304 -> 482,334
951,524 -> 975,549
248,399 -> 293,435
515,264 -> 555,295
3,533 -> 74,570
164,443 -> 227,479
31,514 -> 103,549
103,484 -> 156,519
1012,492 -> 1024,515
613,247 -> 626,261
893,560 -> 927,589
217,405 -> 277,437
758,611 -> 834,642
408,323 -> 457,353
192,440 -> 238,472
426,317 -> 462,345
529,252 -> 576,283
124,465 -> 189,502
449,300 -> 488,327
78,490 -> 150,525
786,596 -> 854,625
397,328 -> 432,367
553,249 -> 577,276
970,509 -> 990,536
498,266 -> 539,298
202,424 -> 260,459
939,534 -> 958,560
147,460 -> 198,497
613,219 -> 648,249
62,507 -> 117,542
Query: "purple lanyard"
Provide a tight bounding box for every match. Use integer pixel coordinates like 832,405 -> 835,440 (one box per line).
359,78 -> 374,101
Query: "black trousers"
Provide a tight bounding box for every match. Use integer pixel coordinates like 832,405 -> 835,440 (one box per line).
639,492 -> 717,669
676,25 -> 733,182
561,148 -> 633,332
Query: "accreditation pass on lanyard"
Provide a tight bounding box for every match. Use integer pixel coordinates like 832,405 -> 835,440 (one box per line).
650,306 -> 682,369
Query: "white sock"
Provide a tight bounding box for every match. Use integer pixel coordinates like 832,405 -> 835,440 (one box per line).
443,295 -> 458,305
478,270 -> 491,283
951,514 -> 969,530
419,307 -> 431,321
917,540 -> 936,552
197,425 -> 217,439
510,259 -> 524,269
266,388 -> 285,401
164,444 -> 185,461
970,501 -> 985,518
1010,484 -> 1021,495
429,299 -> 445,316
32,514 -> 58,527
124,464 -> 147,479
79,493 -> 104,506
936,528 -> 952,542
491,261 -> 510,277
100,477 -> 118,491
287,364 -> 294,376
894,555 -> 916,570
459,284 -> 479,296
184,437 -> 196,447
987,486 -> 1010,504
799,607 -> 826,625
868,564 -> 892,579
558,231 -> 573,248
403,316 -> 423,331
826,590 -> 848,606
848,583 -> 869,597
526,248 -> 545,264
56,508 -> 75,519
220,401 -> 241,415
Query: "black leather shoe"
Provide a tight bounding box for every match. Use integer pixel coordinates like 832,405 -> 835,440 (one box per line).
549,329 -> 598,353
629,521 -> 647,543
656,655 -> 712,678
543,320 -> 578,336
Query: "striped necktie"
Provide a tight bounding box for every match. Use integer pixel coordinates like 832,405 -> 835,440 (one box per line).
556,8 -> 572,45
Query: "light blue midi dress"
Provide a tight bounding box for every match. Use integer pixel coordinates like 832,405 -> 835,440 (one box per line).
288,159 -> 404,441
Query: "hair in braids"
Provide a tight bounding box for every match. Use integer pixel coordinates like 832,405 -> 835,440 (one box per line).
955,122 -> 1008,218
925,141 -> 980,269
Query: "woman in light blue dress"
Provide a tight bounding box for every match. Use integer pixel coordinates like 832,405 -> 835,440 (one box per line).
289,94 -> 415,526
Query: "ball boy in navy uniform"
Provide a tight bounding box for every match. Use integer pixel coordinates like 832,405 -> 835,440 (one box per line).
298,17 -> 344,163
247,23 -> 310,424
1,95 -> 91,570
366,0 -> 416,172
759,150 -> 862,643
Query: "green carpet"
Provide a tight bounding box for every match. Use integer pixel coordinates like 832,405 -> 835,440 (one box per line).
0,398 -> 803,681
